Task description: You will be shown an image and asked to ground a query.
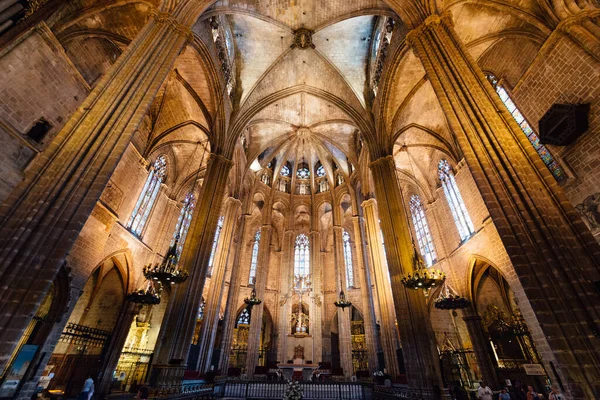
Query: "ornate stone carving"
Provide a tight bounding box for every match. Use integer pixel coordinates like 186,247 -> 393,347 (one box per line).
576,192 -> 600,231
292,28 -> 315,50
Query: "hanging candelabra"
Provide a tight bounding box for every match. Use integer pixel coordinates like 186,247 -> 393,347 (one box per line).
334,289 -> 352,310
244,287 -> 262,307
400,241 -> 446,296
126,279 -> 162,305
434,281 -> 470,310
143,236 -> 189,284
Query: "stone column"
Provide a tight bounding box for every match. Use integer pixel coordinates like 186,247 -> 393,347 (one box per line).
196,197 -> 241,372
369,156 -> 443,398
245,224 -> 272,376
218,211 -> 250,372
332,226 -> 354,378
352,216 -> 381,373
276,231 -> 294,363
407,14 -> 600,399
462,311 -> 498,387
361,199 -> 400,377
97,302 -> 142,397
309,230 -> 323,364
0,7 -> 206,371
151,153 -> 232,384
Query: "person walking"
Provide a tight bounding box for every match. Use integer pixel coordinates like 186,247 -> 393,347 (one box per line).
477,381 -> 494,400
79,376 -> 94,400
548,385 -> 564,400
498,387 -> 511,400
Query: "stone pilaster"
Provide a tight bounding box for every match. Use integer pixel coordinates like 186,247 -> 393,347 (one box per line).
309,230 -> 323,364
245,224 -> 272,376
369,156 -> 443,399
0,8 -> 199,371
407,14 -> 600,399
462,311 -> 498,387
97,302 -> 142,397
352,216 -> 380,373
218,212 -> 250,372
361,199 -> 401,377
151,153 -> 232,383
277,230 -> 295,363
196,197 -> 241,372
332,226 -> 354,378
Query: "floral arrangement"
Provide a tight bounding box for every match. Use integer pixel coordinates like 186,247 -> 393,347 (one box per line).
283,380 -> 303,400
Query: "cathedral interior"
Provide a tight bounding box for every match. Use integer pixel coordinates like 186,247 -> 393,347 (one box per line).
0,0 -> 599,399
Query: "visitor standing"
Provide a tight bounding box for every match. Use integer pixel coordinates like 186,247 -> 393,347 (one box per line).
526,385 -> 538,400
548,385 -> 564,400
79,376 -> 94,400
477,381 -> 494,400
498,387 -> 511,400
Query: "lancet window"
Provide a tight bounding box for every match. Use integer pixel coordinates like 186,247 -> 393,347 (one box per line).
438,160 -> 474,241
127,155 -> 167,237
172,192 -> 196,257
294,234 -> 310,277
249,230 -> 261,285
486,73 -> 566,183
237,309 -> 251,325
409,195 -> 437,266
342,230 -> 354,287
207,215 -> 225,274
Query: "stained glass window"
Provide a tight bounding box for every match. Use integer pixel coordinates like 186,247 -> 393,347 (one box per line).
237,308 -> 251,325
171,192 -> 196,257
207,215 -> 225,275
342,230 -> 354,287
438,160 -> 475,241
487,73 -> 566,182
294,234 -> 310,277
127,155 -> 167,237
409,195 -> 437,266
249,230 -> 261,285
316,165 -> 326,177
297,165 -> 310,179
281,164 -> 290,177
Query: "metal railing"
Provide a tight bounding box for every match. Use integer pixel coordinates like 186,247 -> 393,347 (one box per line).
220,380 -> 368,399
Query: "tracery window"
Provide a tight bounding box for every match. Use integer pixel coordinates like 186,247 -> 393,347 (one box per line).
438,160 -> 474,241
237,308 -> 251,325
297,165 -> 310,179
342,230 -> 354,287
486,73 -> 566,183
316,165 -> 326,177
207,215 -> 225,274
249,230 -> 261,285
281,164 -> 290,177
294,234 -> 310,277
127,155 -> 167,236
172,192 -> 196,256
409,195 -> 437,266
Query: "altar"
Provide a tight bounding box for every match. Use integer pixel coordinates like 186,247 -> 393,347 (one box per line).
277,345 -> 318,381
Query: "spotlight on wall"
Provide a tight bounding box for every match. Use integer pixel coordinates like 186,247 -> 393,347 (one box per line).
250,159 -> 262,172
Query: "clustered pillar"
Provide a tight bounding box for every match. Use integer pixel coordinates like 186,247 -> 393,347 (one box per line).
406,13 -> 600,399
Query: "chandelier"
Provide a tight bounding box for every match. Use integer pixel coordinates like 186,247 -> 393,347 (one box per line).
244,288 -> 262,307
434,282 -> 470,310
126,279 -> 161,305
401,242 -> 446,295
143,237 -> 189,284
334,289 -> 352,310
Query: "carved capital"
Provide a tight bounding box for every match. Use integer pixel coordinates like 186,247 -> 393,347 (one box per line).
149,8 -> 194,42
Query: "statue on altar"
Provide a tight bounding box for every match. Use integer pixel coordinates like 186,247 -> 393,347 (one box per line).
294,345 -> 304,361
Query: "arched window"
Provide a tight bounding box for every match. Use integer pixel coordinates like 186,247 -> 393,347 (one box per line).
172,192 -> 196,257
281,164 -> 291,177
249,230 -> 261,285
294,234 -> 310,277
409,195 -> 437,266
297,163 -> 310,179
438,160 -> 475,241
316,164 -> 326,177
237,308 -> 251,326
207,215 -> 225,275
342,230 -> 354,287
127,155 -> 167,236
486,73 -> 566,182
